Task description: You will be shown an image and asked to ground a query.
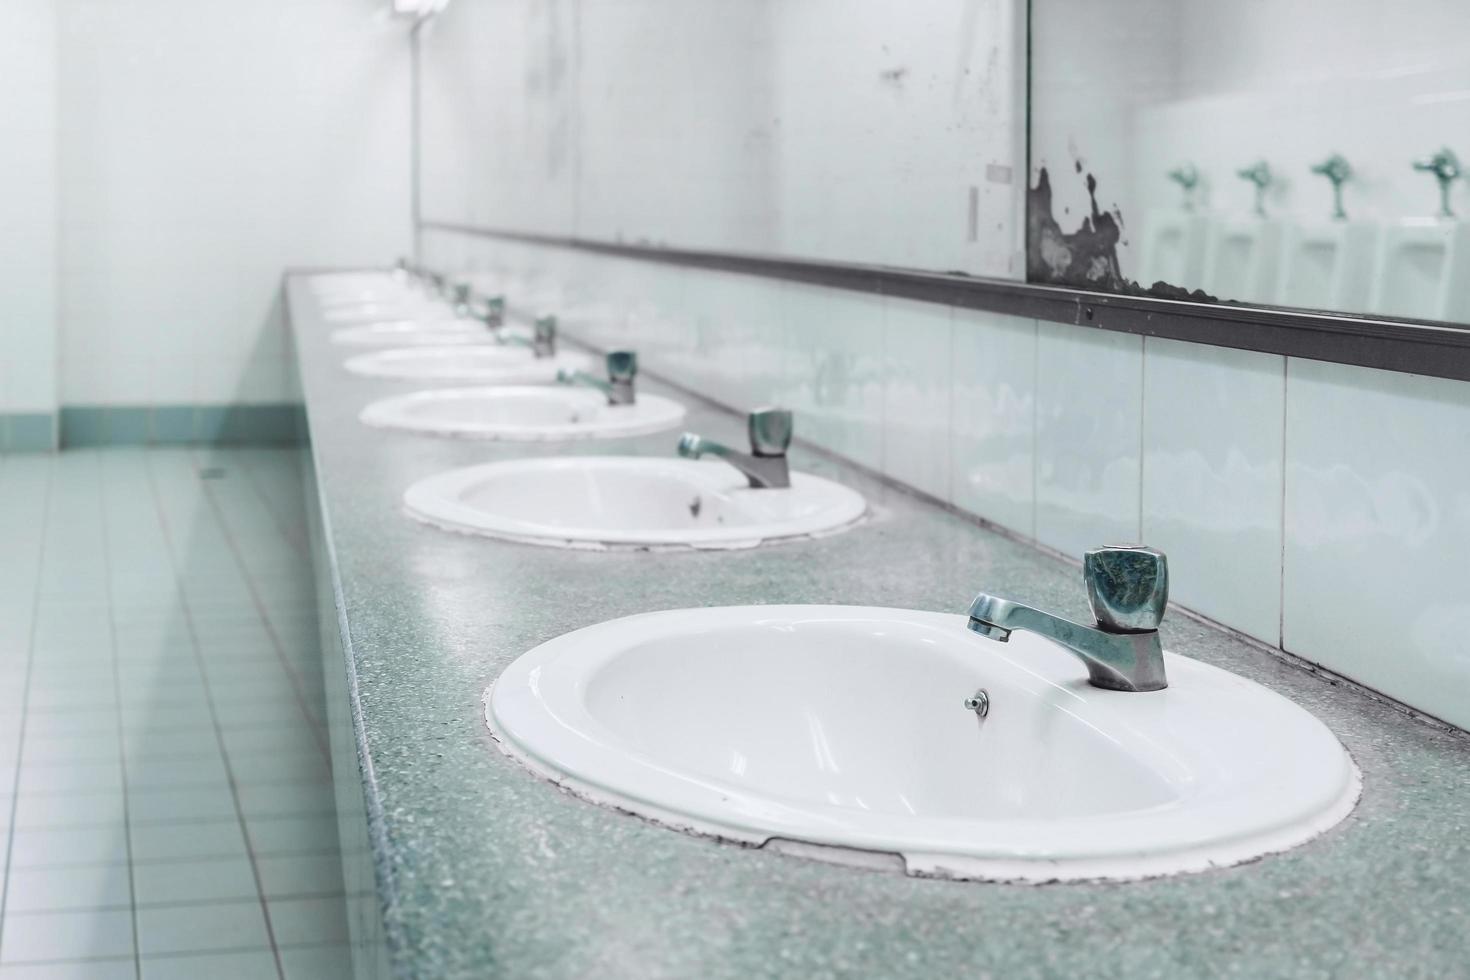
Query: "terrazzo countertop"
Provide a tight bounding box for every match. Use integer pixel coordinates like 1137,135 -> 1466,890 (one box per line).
288,275 -> 1470,980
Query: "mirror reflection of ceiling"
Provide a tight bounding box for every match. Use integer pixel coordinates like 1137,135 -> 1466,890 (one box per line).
1029,0 -> 1470,323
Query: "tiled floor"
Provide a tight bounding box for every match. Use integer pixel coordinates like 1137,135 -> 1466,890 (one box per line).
0,448 -> 351,979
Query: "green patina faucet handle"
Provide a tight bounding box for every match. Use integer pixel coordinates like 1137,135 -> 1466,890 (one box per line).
1236,161 -> 1273,217
1310,153 -> 1352,221
1167,164 -> 1200,211
1412,147 -> 1462,218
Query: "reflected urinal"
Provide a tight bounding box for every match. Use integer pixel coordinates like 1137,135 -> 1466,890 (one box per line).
1275,221 -> 1379,313
1135,209 -> 1209,290
1367,219 -> 1470,322
1200,217 -> 1284,305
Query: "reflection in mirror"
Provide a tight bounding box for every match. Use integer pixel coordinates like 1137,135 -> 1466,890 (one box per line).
418,0 -> 1026,278
1027,0 -> 1470,323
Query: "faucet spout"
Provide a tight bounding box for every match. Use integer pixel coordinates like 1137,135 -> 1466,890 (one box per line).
676,408 -> 793,489
966,595 -> 1166,692
501,315 -> 557,358
557,351 -> 636,405
964,545 -> 1170,692
678,435 -> 789,488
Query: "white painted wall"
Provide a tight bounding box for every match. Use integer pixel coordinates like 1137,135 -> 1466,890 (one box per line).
0,0 -> 60,422
419,0 -> 1025,277
56,0 -> 413,407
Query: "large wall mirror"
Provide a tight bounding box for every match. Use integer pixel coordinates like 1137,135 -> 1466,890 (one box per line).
417,0 -> 1025,278
417,0 -> 1470,374
1029,0 -> 1470,324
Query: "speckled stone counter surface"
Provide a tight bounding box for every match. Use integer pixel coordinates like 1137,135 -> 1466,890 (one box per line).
287,274 -> 1470,980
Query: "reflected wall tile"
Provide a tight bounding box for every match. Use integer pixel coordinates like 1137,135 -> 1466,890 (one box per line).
682,271 -> 775,410
1282,359 -> 1470,729
693,273 -> 788,412
781,283 -> 884,470
881,299 -> 953,501
950,309 -> 1037,538
1142,338 -> 1284,643
1034,322 -> 1143,559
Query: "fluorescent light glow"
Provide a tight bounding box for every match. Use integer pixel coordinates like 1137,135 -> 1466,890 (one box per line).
391,0 -> 452,17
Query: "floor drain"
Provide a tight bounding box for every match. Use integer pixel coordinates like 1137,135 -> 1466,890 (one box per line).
198,467 -> 227,480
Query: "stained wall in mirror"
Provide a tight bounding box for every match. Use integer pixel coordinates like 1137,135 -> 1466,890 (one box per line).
418,0 -> 1026,277
1029,0 -> 1470,322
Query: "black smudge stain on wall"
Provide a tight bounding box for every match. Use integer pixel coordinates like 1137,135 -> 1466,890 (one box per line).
1026,166 -> 1220,303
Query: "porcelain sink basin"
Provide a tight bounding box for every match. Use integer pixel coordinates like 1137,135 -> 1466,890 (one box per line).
406,457 -> 865,548
488,606 -> 1359,881
330,319 -> 500,346
365,388 -> 686,442
344,345 -> 588,384
322,300 -> 448,323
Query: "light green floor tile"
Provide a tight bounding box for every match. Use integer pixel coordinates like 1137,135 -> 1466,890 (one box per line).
133,855 -> 259,906
140,950 -> 279,980
135,900 -> 270,956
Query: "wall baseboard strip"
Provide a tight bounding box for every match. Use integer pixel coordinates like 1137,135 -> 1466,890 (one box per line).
57,404 -> 306,449
0,412 -> 59,453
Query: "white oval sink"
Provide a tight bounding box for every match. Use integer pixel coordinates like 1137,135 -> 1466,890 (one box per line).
330,320 -> 493,346
310,274 -> 400,301
323,301 -> 447,323
488,606 -> 1360,881
344,345 -> 588,384
406,457 -> 865,548
365,388 -> 685,443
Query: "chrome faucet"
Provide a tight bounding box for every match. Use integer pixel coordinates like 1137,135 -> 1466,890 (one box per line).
966,545 -> 1169,692
499,315 -> 557,358
677,408 -> 793,489
558,351 -> 637,405
479,296 -> 506,330
452,283 -> 473,318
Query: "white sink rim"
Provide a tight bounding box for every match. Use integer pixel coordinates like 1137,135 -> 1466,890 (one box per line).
405,456 -> 865,548
344,346 -> 589,384
322,302 -> 447,323
329,320 -> 492,346
366,388 -> 686,443
487,605 -> 1360,883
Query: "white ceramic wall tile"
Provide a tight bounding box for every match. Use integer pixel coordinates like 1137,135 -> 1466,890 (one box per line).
679,271 -> 789,413
1142,338 -> 1285,643
881,299 -> 953,501
780,284 -> 885,470
949,309 -> 1038,538
1282,359 -> 1470,730
1034,321 -> 1143,559
0,0 -> 59,414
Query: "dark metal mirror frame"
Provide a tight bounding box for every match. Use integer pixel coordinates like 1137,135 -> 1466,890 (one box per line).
419,220 -> 1470,383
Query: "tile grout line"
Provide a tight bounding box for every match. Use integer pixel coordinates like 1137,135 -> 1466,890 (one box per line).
5,885 -> 348,917
189,448 -> 331,764
0,454 -> 55,959
0,935 -> 348,970
95,450 -> 145,980
139,451 -> 289,980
